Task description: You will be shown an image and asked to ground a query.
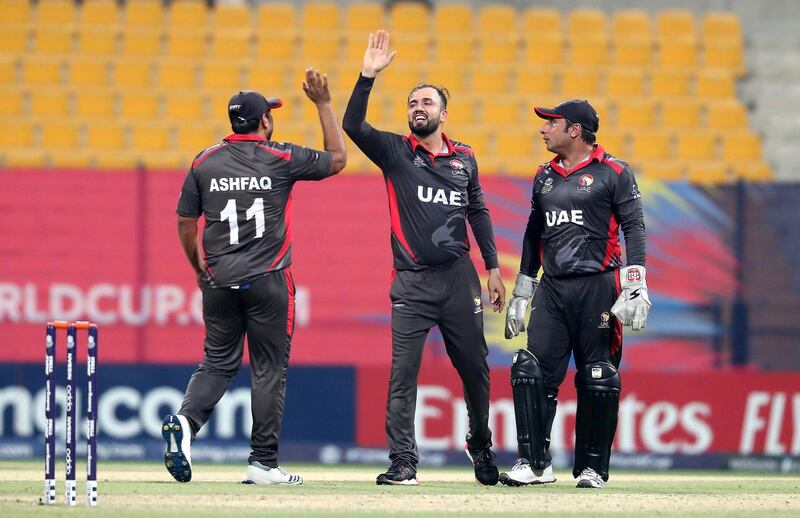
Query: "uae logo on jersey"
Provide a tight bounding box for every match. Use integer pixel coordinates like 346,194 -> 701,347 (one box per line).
450,159 -> 467,177
598,311 -> 611,329
577,174 -> 593,193
541,177 -> 553,195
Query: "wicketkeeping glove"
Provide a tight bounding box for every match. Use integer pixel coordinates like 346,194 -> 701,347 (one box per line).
504,273 -> 539,339
611,265 -> 652,331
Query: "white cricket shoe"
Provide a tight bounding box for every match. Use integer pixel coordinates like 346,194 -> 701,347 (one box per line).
243,461 -> 303,485
162,414 -> 192,483
575,467 -> 606,488
498,459 -> 556,486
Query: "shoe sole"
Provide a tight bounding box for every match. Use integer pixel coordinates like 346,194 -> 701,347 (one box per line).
162,415 -> 191,483
376,477 -> 419,486
499,474 -> 557,487
576,480 -> 604,488
242,465 -> 303,485
242,479 -> 303,486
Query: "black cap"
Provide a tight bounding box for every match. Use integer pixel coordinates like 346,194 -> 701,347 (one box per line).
228,90 -> 283,124
533,99 -> 599,133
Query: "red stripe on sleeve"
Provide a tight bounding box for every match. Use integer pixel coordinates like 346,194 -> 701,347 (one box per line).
257,144 -> 292,161
385,178 -> 417,262
602,214 -> 620,269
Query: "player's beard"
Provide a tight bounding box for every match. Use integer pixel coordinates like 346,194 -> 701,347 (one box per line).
408,115 -> 440,137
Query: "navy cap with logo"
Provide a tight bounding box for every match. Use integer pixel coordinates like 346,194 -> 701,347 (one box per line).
228,90 -> 283,124
533,99 -> 599,133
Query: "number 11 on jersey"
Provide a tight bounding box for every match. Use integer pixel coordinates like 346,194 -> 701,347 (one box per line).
220,198 -> 265,245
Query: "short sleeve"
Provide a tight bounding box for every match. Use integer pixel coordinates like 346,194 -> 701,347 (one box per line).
176,167 -> 202,217
287,143 -> 334,181
613,166 -> 643,206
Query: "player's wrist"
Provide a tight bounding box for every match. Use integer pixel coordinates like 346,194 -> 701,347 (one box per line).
512,273 -> 538,299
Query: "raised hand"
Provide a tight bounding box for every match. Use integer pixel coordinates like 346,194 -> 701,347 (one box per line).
302,68 -> 331,105
362,30 -> 397,78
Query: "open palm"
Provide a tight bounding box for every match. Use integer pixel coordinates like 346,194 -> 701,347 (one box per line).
362,30 -> 397,78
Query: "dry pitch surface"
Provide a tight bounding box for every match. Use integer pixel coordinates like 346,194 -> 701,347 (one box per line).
0,460 -> 798,517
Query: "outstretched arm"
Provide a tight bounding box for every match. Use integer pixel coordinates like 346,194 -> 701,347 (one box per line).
303,67 -> 346,174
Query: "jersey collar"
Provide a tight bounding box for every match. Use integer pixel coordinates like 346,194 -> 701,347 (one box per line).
224,134 -> 266,142
405,132 -> 456,158
549,144 -> 606,177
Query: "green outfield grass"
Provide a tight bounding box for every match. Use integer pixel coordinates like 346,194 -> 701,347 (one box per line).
0,460 -> 798,517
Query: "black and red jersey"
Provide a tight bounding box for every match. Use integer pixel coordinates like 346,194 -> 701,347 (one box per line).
176,134 -> 333,287
343,74 -> 499,272
520,145 -> 646,279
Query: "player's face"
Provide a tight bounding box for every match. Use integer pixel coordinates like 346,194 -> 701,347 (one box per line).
540,117 -> 575,153
407,87 -> 446,137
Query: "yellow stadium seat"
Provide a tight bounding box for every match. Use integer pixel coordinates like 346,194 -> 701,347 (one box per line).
523,38 -> 564,66
213,4 -> 252,30
434,4 -> 473,35
0,26 -> 29,54
206,91 -> 235,122
156,60 -> 197,88
657,38 -> 697,67
32,27 -> 74,55
496,127 -> 538,159
119,90 -> 159,119
477,37 -> 518,64
81,0 -> 120,25
605,69 -> 645,97
0,120 -> 36,147
676,132 -> 717,160
425,65 -> 467,94
163,90 -> 206,119
630,131 -> 671,161
22,58 -> 62,86
246,63 -> 290,93
433,37 -> 474,63
706,101 -> 747,130
94,150 -> 139,169
641,162 -> 684,181
616,99 -> 655,127
391,36 -> 431,62
166,31 -> 207,59
611,10 -> 652,42
696,71 -> 735,99
561,69 -> 601,98
344,3 -> 384,36
650,68 -> 690,97
567,8 -> 607,41
569,39 -> 609,66
124,0 -> 164,27
299,34 -> 341,64
255,32 -> 296,61
0,87 -> 25,116
67,58 -> 108,87
50,149 -> 94,169
209,32 -> 252,59
200,61 -> 242,90
3,149 -> 49,168
30,88 -> 69,117
703,41 -> 744,74
130,123 -> 171,151
721,131 -> 762,161
482,96 -> 522,125
657,9 -> 696,41
471,67 -> 511,95
701,12 -> 742,44
37,0 -> 77,25
113,59 -> 152,87
477,4 -> 518,37
86,123 -> 125,150
1,0 -> 31,25
73,88 -> 114,118
686,162 -> 729,184
121,29 -> 162,56
257,2 -> 297,35
77,28 -> 118,56
42,121 -> 81,149
450,128 -> 490,158
521,7 -> 561,35
600,131 -> 627,157
660,98 -> 701,129
301,1 -> 341,33
732,161 -> 772,182
389,2 -> 431,35
515,66 -> 556,96
613,40 -> 653,67
168,1 -> 208,30
177,124 -> 220,152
